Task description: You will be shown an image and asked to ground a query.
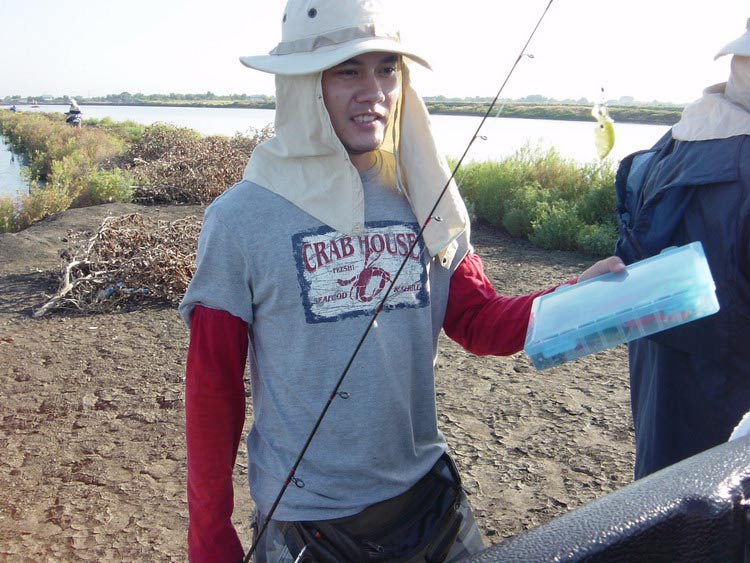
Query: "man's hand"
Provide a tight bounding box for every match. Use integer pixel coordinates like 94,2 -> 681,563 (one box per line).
577,256 -> 626,283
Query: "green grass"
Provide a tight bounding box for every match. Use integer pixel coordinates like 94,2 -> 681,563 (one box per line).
0,111 -> 134,231
457,144 -> 618,256
0,196 -> 15,233
0,112 -> 266,231
83,117 -> 146,143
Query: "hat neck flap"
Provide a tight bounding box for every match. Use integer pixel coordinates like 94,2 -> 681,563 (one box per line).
243,73 -> 366,235
242,63 -> 468,265
726,55 -> 750,111
673,56 -> 750,141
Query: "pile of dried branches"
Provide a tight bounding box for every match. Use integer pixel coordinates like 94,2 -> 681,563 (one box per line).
124,123 -> 273,204
34,213 -> 202,317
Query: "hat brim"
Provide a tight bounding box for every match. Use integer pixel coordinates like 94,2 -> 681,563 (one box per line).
240,37 -> 431,75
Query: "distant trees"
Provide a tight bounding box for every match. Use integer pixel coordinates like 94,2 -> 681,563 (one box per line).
0,92 -> 680,123
46,92 -> 275,105
519,94 -> 550,103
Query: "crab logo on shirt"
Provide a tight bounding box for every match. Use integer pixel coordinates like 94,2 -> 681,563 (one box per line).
293,222 -> 429,323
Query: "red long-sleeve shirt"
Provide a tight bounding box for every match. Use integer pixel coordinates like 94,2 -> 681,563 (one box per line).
184,252 -> 558,562
185,306 -> 248,563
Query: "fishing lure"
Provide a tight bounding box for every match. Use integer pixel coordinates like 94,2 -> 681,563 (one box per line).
592,101 -> 615,160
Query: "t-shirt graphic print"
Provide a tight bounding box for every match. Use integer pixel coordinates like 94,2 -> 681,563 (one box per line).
293,221 -> 429,323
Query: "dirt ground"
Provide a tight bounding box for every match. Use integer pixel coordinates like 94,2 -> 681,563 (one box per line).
0,203 -> 634,562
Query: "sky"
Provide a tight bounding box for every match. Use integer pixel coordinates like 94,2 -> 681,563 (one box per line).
1,0 -> 749,104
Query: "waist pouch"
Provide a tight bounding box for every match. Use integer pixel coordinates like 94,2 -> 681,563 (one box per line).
282,453 -> 464,562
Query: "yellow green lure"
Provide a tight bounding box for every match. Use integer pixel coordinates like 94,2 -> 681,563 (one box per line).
592,103 -> 615,160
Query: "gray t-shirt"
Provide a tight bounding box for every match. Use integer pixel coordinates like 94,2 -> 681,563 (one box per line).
180,155 -> 469,521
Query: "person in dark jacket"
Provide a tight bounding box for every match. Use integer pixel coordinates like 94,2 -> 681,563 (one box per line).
65,98 -> 82,127
614,19 -> 750,479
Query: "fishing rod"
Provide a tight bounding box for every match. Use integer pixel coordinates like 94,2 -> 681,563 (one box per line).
243,1 -> 555,560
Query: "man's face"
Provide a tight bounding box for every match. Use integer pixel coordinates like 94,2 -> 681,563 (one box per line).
321,52 -> 401,169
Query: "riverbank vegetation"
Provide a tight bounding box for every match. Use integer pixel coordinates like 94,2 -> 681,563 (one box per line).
0,110 -> 617,258
456,146 -> 617,256
0,111 -> 270,232
428,101 -> 681,125
0,112 -> 136,231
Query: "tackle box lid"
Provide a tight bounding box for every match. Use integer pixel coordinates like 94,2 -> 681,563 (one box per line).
524,241 -> 720,370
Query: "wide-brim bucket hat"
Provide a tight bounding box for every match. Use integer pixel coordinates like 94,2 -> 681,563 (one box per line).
715,18 -> 750,59
240,0 -> 431,75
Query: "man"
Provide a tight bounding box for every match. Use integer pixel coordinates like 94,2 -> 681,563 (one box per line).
65,98 -> 82,127
180,1 -> 623,561
614,19 -> 750,479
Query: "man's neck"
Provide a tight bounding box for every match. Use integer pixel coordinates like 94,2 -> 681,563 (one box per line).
350,151 -> 378,172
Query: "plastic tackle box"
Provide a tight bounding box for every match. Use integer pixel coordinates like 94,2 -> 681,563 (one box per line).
523,241 -> 720,370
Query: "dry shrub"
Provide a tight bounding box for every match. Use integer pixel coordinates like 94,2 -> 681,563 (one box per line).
125,123 -> 273,204
35,213 -> 202,316
228,126 -> 274,155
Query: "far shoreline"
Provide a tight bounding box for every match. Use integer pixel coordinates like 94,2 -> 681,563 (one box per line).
3,99 -> 684,126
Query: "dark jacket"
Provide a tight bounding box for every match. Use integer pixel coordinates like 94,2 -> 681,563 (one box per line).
614,131 -> 750,479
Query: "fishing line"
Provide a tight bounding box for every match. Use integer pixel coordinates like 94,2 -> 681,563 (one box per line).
243,1 -> 554,560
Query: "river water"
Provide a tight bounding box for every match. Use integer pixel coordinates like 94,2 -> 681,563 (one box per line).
0,136 -> 27,199
0,104 -> 670,200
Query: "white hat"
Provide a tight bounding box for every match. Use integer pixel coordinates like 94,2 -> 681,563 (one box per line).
240,0 -> 431,75
715,18 -> 750,59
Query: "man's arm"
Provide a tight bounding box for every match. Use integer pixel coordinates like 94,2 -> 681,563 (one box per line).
443,253 -> 625,356
443,252 -> 554,356
185,305 -> 248,563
